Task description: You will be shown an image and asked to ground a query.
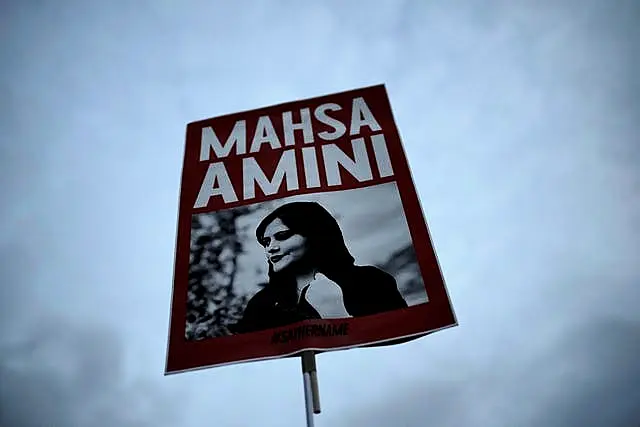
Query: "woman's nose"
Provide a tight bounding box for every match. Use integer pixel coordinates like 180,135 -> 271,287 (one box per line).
266,242 -> 279,253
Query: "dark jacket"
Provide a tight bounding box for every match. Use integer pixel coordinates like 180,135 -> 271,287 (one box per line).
229,266 -> 407,334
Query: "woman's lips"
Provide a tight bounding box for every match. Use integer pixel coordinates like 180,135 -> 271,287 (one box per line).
270,254 -> 284,263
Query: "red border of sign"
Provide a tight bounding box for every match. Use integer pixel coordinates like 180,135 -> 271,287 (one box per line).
165,84 -> 457,374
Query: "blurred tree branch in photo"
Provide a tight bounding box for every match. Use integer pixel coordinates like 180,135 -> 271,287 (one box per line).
186,205 -> 266,340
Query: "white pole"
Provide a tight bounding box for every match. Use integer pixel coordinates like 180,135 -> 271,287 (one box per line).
301,351 -> 321,427
302,370 -> 315,427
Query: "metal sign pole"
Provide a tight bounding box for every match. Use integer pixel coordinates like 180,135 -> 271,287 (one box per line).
301,351 -> 321,427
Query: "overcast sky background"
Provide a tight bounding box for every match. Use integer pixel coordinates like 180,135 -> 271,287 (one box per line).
1,1 -> 639,426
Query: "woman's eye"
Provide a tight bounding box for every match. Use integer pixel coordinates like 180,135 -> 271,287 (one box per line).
275,231 -> 292,241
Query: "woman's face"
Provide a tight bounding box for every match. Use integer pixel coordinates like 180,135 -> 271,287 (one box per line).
261,217 -> 309,273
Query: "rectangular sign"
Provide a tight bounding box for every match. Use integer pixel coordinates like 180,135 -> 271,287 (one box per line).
165,84 -> 456,374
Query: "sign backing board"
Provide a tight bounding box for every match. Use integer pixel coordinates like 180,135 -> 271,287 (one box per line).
165,84 -> 456,374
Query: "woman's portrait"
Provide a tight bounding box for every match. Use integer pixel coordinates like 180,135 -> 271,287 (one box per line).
186,182 -> 428,340
228,201 -> 408,334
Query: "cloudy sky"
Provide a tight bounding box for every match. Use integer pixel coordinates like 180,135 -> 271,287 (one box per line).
1,1 -> 639,426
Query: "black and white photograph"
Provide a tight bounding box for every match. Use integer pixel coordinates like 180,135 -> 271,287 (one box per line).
186,182 -> 429,340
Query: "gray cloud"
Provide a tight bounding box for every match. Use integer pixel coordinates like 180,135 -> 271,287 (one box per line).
337,316 -> 640,427
0,321 -> 177,427
529,319 -> 640,427
0,239 -> 178,427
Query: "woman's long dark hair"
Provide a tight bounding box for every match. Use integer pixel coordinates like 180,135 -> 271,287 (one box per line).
255,202 -> 355,293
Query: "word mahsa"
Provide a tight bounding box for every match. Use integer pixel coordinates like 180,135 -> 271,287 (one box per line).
193,96 -> 396,209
